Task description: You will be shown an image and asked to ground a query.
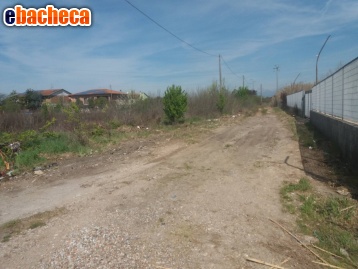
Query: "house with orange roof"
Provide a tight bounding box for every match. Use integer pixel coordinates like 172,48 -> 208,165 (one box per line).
38,89 -> 72,104
15,88 -> 71,105
69,89 -> 128,105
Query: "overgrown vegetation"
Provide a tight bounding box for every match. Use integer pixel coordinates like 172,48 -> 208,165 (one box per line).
281,178 -> 358,268
271,82 -> 313,107
0,84 -> 267,172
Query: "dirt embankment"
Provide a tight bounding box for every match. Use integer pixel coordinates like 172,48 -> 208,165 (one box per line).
0,110 -> 326,268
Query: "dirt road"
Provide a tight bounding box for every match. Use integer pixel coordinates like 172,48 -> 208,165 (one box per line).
0,110 -> 322,268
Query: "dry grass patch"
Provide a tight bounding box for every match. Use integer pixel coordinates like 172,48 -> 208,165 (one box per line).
0,207 -> 67,243
280,178 -> 358,268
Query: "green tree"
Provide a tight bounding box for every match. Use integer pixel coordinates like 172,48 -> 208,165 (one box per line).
217,92 -> 226,114
95,97 -> 108,109
163,85 -> 187,124
88,97 -> 95,109
233,86 -> 250,98
0,93 -> 6,105
25,89 -> 42,110
3,90 -> 21,112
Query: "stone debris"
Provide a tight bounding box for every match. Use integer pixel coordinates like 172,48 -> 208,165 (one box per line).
34,170 -> 44,175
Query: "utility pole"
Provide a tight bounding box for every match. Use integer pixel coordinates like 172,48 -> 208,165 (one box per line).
260,84 -> 262,104
219,54 -> 222,92
242,75 -> 245,88
316,35 -> 331,85
273,65 -> 279,92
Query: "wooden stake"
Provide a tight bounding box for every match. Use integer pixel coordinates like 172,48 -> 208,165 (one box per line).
269,219 -> 328,264
269,257 -> 291,269
246,257 -> 286,269
340,205 -> 355,212
312,261 -> 345,269
310,244 -> 343,259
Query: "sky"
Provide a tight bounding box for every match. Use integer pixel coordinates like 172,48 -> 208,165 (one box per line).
0,0 -> 357,97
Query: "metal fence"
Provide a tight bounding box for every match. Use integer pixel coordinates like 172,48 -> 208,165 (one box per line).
311,57 -> 358,124
286,57 -> 358,124
287,90 -> 304,111
304,90 -> 312,118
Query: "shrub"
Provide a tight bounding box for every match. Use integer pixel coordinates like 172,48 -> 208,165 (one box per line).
163,85 -> 187,124
217,92 -> 226,114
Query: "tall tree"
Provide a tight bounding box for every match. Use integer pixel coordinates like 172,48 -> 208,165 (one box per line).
3,90 -> 21,112
25,89 -> 42,110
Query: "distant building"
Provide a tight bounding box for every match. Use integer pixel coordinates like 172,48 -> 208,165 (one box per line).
69,89 -> 128,105
38,89 -> 72,104
127,91 -> 149,103
15,89 -> 72,105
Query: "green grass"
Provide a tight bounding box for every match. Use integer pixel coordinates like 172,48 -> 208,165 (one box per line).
0,208 -> 66,243
280,179 -> 358,268
296,122 -> 316,148
37,135 -> 71,154
15,149 -> 45,168
281,178 -> 312,194
280,178 -> 312,213
29,221 -> 46,229
1,234 -> 11,242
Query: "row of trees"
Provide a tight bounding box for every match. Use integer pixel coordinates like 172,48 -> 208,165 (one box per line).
163,84 -> 258,124
0,90 -> 114,113
0,89 -> 42,112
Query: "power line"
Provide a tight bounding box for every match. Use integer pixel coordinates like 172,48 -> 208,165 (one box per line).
124,0 -> 216,57
221,55 -> 241,79
125,0 -> 246,87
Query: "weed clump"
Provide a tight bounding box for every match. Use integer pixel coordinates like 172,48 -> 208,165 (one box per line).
280,178 -> 358,267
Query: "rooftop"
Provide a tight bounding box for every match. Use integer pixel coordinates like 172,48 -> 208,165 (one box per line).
69,89 -> 127,96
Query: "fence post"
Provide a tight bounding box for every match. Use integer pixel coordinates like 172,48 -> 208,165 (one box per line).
332,76 -> 334,117
342,68 -> 344,121
324,80 -> 326,114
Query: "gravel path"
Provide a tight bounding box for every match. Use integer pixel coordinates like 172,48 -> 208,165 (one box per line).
1,111 -> 323,268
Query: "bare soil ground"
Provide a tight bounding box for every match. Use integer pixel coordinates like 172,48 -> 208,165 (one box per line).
0,109 -> 330,268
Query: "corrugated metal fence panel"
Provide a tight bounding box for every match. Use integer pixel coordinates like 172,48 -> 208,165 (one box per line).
305,92 -> 311,117
343,60 -> 358,123
288,57 -> 357,124
325,76 -> 333,115
332,69 -> 343,119
287,90 -> 304,109
319,82 -> 325,113
312,85 -> 317,111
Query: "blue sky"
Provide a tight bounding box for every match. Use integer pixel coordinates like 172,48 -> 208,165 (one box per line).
0,0 -> 357,97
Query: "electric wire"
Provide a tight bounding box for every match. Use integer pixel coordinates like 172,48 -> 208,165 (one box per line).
124,0 -> 245,85
124,0 -> 216,57
221,55 -> 241,79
